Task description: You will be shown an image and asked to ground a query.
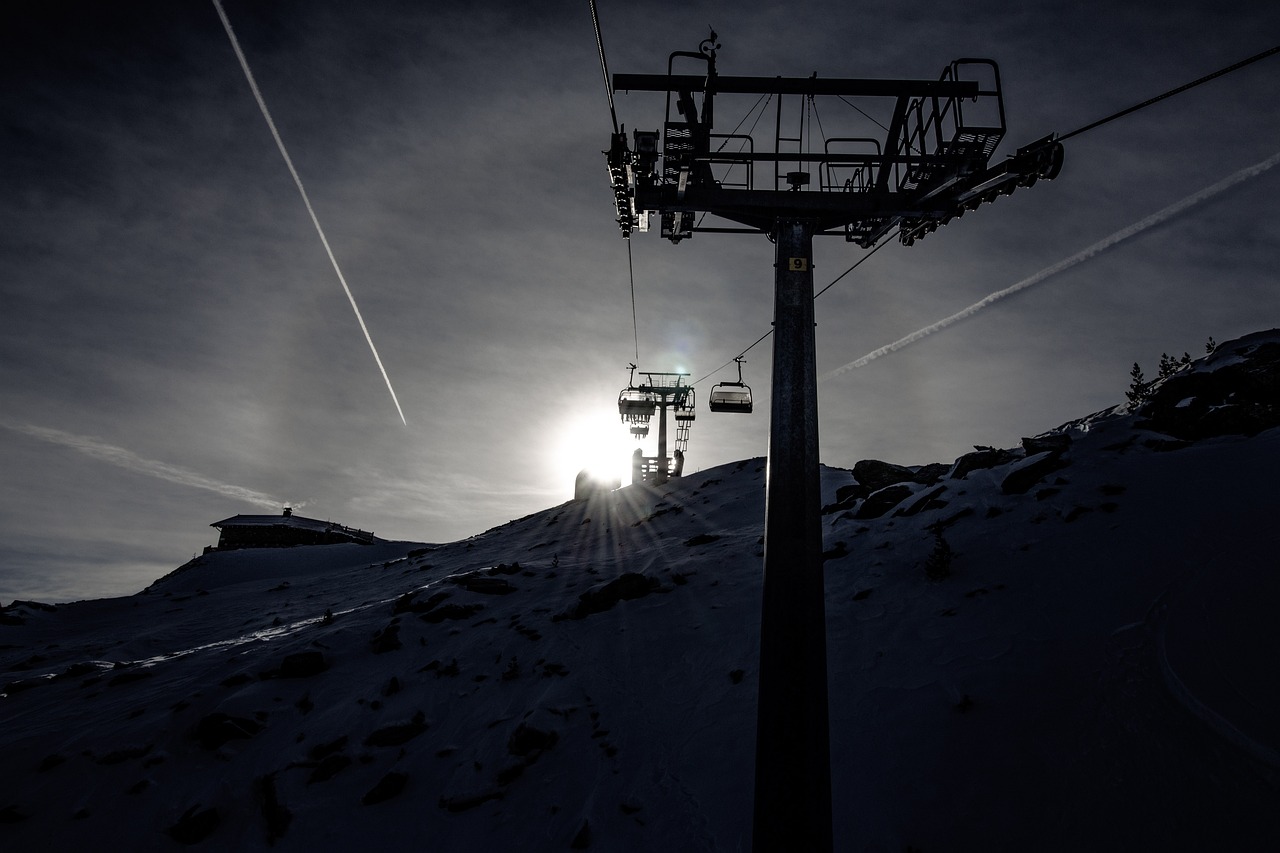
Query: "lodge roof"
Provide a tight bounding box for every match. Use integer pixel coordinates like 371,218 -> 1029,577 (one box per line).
210,508 -> 376,543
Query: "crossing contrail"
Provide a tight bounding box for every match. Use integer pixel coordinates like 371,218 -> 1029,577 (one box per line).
2,420 -> 288,510
820,149 -> 1280,383
211,0 -> 407,425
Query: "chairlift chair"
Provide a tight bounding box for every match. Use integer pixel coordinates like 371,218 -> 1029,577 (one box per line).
618,388 -> 656,419
708,357 -> 753,414
674,389 -> 696,422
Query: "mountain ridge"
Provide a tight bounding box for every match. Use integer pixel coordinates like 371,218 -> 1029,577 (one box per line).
2,331 -> 1278,850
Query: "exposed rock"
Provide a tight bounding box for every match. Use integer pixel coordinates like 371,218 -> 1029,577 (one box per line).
370,620 -> 402,654
95,744 -> 152,765
854,484 -> 914,519
1136,342 -> 1280,440
821,541 -> 849,561
451,575 -> 516,595
507,722 -> 559,756
896,485 -> 948,518
559,573 -> 660,620
852,459 -> 921,491
914,463 -> 950,483
191,713 -> 263,750
392,590 -> 451,615
166,805 -> 220,845
571,819 -> 592,849
3,675 -> 54,695
1021,433 -> 1072,455
0,803 -> 32,823
419,602 -> 484,623
822,483 -> 869,515
1001,453 -> 1071,495
307,754 -> 352,784
307,735 -> 348,761
364,711 -> 428,747
950,447 -> 1021,480
361,772 -> 408,805
439,790 -> 503,812
257,772 -> 292,844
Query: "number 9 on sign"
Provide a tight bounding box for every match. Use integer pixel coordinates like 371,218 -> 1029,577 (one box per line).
788,257 -> 809,272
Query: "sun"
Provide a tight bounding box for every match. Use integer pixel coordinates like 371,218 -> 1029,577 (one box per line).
553,408 -> 634,492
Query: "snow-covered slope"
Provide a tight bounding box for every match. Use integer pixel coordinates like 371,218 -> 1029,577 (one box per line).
2,333 -> 1279,851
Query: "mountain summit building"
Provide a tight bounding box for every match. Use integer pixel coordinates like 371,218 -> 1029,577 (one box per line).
208,508 -> 377,551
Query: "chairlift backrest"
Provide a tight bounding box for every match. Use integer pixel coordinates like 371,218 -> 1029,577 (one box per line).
709,383 -> 753,413
674,389 -> 696,421
618,388 -> 656,419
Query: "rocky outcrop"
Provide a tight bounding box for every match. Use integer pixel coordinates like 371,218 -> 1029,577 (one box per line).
853,459 -> 944,491
1137,339 -> 1280,441
949,446 -> 1022,480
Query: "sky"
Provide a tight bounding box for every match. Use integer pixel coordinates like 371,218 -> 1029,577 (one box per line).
3,0 -> 1279,602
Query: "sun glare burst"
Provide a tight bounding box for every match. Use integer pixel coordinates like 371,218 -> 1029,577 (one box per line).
555,409 -> 633,492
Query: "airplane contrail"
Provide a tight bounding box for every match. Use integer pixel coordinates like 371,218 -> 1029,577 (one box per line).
819,149 -> 1280,383
211,0 -> 408,425
2,421 -> 288,510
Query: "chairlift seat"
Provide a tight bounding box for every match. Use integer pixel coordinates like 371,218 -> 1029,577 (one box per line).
618,389 -> 656,419
709,384 -> 753,414
674,389 -> 696,421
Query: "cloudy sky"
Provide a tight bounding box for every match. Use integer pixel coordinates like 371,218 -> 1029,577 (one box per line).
3,0 -> 1278,602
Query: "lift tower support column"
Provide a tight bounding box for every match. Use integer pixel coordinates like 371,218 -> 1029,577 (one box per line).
756,218 -> 831,851
605,36 -> 1064,850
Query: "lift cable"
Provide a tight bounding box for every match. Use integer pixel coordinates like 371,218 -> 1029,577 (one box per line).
587,1 -> 641,361
837,94 -> 890,136
588,0 -> 620,134
691,222 -> 911,389
626,239 -> 640,363
696,93 -> 773,230
691,43 -> 1280,386
1058,43 -> 1280,143
692,329 -> 773,387
813,232 -> 897,300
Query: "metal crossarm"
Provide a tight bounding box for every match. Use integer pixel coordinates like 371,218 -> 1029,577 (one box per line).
606,42 -> 1062,245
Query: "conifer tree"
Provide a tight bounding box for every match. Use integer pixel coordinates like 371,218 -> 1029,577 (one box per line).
1125,362 -> 1150,406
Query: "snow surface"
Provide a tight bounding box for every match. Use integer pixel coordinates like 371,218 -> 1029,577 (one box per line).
2,337 -> 1279,851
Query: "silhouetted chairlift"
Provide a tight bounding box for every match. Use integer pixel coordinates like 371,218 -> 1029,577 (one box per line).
619,368 -> 656,438
675,389 -> 696,422
709,357 -> 753,414
618,388 -> 656,418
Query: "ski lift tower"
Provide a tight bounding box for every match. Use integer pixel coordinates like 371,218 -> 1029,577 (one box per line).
619,366 -> 695,485
606,33 -> 1063,852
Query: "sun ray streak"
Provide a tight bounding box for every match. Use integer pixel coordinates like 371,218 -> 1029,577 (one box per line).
820,149 -> 1280,382
211,0 -> 407,425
